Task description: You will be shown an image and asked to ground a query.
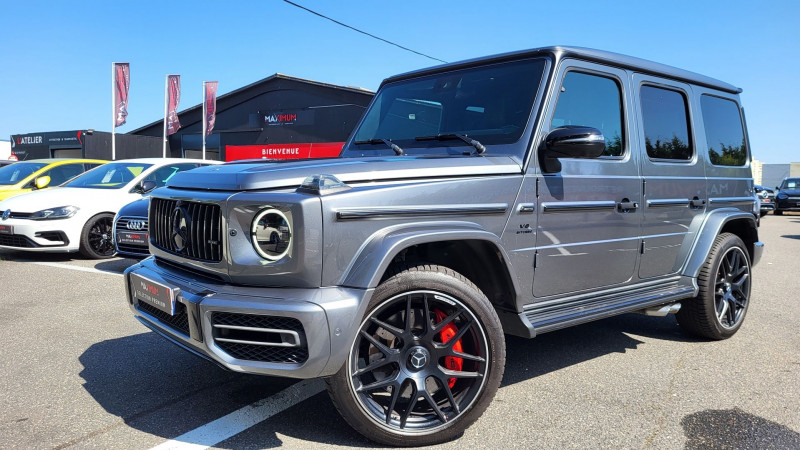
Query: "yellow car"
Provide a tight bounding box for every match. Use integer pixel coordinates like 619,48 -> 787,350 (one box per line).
0,159 -> 107,201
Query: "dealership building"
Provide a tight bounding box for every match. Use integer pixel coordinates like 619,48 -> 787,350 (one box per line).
130,74 -> 374,161
9,74 -> 373,162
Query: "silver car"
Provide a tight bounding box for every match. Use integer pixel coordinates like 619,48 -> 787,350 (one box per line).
123,46 -> 763,446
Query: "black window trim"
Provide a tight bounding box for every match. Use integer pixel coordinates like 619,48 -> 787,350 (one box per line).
700,92 -> 750,168
639,81 -> 696,164
550,66 -> 628,161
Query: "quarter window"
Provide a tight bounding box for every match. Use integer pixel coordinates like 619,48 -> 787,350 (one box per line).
701,95 -> 747,166
551,71 -> 624,157
641,85 -> 693,160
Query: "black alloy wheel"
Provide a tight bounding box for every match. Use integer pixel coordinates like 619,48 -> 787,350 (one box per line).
327,264 -> 505,447
677,233 -> 751,339
79,213 -> 116,259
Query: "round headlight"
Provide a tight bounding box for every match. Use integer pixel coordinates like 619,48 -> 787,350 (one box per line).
251,208 -> 292,261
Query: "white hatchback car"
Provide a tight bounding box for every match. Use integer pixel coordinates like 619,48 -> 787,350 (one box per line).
0,158 -> 219,258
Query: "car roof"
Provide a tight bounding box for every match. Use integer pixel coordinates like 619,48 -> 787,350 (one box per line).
16,158 -> 107,164
383,45 -> 741,94
109,158 -> 221,165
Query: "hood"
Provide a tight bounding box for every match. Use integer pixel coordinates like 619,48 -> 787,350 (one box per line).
166,156 -> 522,191
0,186 -> 131,213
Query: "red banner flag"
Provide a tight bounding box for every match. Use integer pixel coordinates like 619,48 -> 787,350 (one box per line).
204,81 -> 218,136
166,75 -> 181,135
113,63 -> 130,127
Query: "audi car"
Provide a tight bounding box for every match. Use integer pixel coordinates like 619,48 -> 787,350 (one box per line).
0,158 -> 218,258
113,198 -> 150,258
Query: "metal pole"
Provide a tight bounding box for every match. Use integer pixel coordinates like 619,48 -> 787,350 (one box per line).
202,81 -> 207,160
162,74 -> 168,158
111,62 -> 116,160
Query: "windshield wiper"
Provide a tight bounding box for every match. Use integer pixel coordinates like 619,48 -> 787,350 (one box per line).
415,133 -> 486,155
353,138 -> 404,156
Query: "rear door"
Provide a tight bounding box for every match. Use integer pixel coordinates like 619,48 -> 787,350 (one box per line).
633,75 -> 706,279
532,60 -> 641,298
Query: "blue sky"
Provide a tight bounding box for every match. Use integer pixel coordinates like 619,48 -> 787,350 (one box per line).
1,0 -> 798,163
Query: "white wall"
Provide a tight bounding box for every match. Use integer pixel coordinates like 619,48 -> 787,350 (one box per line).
0,141 -> 10,159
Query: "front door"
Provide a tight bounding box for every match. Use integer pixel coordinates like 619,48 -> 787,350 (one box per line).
532,61 -> 641,298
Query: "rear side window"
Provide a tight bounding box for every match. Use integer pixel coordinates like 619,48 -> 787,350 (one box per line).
641,85 -> 693,160
701,95 -> 747,166
551,71 -> 624,157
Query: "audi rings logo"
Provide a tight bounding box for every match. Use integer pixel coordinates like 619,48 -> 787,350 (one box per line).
126,219 -> 146,231
1,209 -> 9,221
171,204 -> 190,252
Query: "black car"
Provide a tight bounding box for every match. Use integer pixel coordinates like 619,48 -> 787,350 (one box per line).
112,198 -> 150,257
755,185 -> 775,217
774,178 -> 800,215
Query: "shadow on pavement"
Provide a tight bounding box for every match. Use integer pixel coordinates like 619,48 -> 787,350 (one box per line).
682,408 -> 800,449
780,235 -> 800,240
93,257 -> 139,273
79,312 -> 696,447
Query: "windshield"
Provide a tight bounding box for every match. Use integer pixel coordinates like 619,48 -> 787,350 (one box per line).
342,58 -> 547,159
781,178 -> 800,190
64,162 -> 153,189
0,162 -> 47,185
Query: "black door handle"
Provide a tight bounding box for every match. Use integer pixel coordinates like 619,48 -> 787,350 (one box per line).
690,198 -> 706,208
617,199 -> 639,212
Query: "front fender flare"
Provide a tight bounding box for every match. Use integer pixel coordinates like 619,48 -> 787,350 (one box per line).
339,221 -> 521,296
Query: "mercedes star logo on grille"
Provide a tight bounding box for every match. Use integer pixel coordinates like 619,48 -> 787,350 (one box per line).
171,205 -> 190,252
1,209 -> 9,221
126,219 -> 146,231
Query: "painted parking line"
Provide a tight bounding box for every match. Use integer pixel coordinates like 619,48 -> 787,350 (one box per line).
150,378 -> 325,450
30,261 -> 124,277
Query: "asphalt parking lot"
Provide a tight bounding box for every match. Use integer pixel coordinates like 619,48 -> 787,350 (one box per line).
1,215 -> 798,449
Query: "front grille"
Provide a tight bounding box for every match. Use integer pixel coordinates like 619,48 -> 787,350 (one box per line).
0,234 -> 37,248
117,216 -> 149,232
137,300 -> 190,336
211,312 -> 308,364
150,198 -> 222,262
9,212 -> 33,219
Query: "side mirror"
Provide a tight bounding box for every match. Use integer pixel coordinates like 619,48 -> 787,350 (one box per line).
140,180 -> 158,194
34,176 -> 51,190
540,126 -> 606,173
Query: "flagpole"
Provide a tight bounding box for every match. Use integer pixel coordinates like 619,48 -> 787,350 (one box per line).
202,81 -> 207,160
111,62 -> 116,160
162,74 -> 168,158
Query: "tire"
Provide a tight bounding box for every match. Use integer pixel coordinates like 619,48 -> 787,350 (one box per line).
79,213 -> 116,259
759,211 -> 767,218
326,263 -> 505,446
774,208 -> 783,215
676,233 -> 751,340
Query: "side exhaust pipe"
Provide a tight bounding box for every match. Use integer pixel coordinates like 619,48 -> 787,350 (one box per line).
637,303 -> 681,317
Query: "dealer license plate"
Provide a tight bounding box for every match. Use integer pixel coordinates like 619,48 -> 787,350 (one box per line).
130,273 -> 177,315
117,231 -> 149,246
0,224 -> 12,234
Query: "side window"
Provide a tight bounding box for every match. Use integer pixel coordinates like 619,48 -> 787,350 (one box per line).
144,164 -> 200,188
551,71 -> 624,157
701,95 -> 747,166
43,164 -> 86,186
640,85 -> 693,160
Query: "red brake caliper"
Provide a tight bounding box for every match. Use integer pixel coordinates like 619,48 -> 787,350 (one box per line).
434,309 -> 463,388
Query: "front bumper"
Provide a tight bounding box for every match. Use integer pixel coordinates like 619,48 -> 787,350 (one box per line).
775,198 -> 800,211
124,257 -> 373,378
0,217 -> 78,252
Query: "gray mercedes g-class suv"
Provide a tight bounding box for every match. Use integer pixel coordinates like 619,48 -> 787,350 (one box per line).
124,46 -> 763,446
